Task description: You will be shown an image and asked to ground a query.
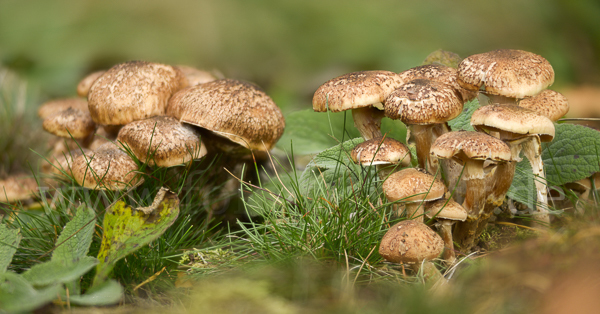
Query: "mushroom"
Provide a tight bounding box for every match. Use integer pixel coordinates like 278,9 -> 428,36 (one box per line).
76,70 -> 106,97
117,116 -> 207,168
382,168 -> 446,222
457,49 -> 555,106
379,220 -> 444,281
0,175 -> 38,204
42,107 -> 96,141
37,98 -> 89,119
397,64 -> 477,103
176,65 -> 218,86
350,137 -> 411,179
422,49 -> 463,68
519,89 -> 570,122
43,148 -> 91,177
430,131 -> 512,250
425,198 -> 467,263
312,71 -> 404,140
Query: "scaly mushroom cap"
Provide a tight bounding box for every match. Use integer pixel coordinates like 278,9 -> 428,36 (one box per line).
519,90 -> 569,122
44,148 -> 91,176
398,64 -> 477,102
382,168 -> 446,203
166,79 -> 285,152
470,104 -> 555,142
384,79 -> 464,124
457,49 -> 555,98
0,176 -> 38,203
425,199 -> 468,221
312,71 -> 404,112
77,70 -> 106,97
430,131 -> 512,162
176,65 -> 218,86
88,61 -> 188,126
379,220 -> 444,264
351,137 -> 411,166
38,98 -> 89,119
42,107 -> 96,139
72,142 -> 142,190
117,116 -> 206,167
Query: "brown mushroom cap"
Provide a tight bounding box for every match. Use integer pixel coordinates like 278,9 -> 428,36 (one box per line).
0,176 -> 38,203
519,90 -> 569,122
382,168 -> 446,203
77,70 -> 106,97
384,79 -> 464,124
425,199 -> 468,221
166,79 -> 285,152
470,104 -> 555,142
430,131 -> 512,162
117,116 -> 207,167
38,98 -> 89,119
176,65 -> 218,86
312,71 -> 404,112
378,220 -> 444,264
351,137 -> 411,166
88,61 -> 188,126
42,107 -> 96,139
44,148 -> 91,176
457,49 -> 555,99
398,64 -> 477,102
72,142 -> 142,190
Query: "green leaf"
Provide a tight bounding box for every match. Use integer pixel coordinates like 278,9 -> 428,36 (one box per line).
65,279 -> 123,306
21,256 -> 98,286
0,224 -> 21,273
0,272 -> 61,313
448,98 -> 480,132
52,204 -> 96,265
542,123 -> 600,185
93,188 -> 179,286
507,160 -> 536,209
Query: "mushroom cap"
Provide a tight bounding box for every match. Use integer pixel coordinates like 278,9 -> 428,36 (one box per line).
312,71 -> 404,112
422,49 -> 463,68
72,142 -> 142,190
351,137 -> 411,166
430,131 -> 512,162
166,79 -> 285,152
88,61 -> 188,126
176,65 -> 218,86
519,90 -> 569,122
470,104 -> 555,142
42,107 -> 96,139
425,199 -> 468,221
382,168 -> 446,203
384,79 -> 464,124
378,220 -> 444,264
0,176 -> 38,203
117,116 -> 207,167
44,148 -> 91,176
77,70 -> 106,97
398,64 -> 477,102
38,98 -> 89,119
457,49 -> 555,99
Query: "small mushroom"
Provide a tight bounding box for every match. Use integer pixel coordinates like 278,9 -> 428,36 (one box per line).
397,64 -> 477,103
176,65 -> 218,86
519,89 -> 569,122
425,199 -> 467,263
350,137 -> 411,179
42,107 -> 96,140
0,175 -> 38,204
37,98 -> 89,119
76,70 -> 106,97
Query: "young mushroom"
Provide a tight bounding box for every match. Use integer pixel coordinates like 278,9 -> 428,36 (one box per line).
42,107 -> 96,141
0,175 -> 38,204
37,98 -> 89,120
350,137 -> 412,180
425,198 -> 467,264
76,70 -> 106,97
519,89 -> 570,122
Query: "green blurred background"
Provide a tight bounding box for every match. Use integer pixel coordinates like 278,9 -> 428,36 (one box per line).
1,0 -> 599,112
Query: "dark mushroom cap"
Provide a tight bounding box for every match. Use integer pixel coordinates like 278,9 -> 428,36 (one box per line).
382,168 -> 446,203
38,98 -> 89,119
77,70 -> 106,97
0,175 -> 38,203
430,131 -> 512,162
117,116 -> 206,167
379,220 -> 444,264
470,104 -> 555,142
166,79 -> 285,152
398,64 -> 476,102
384,79 -> 464,124
312,71 -> 404,112
88,61 -> 188,126
351,137 -> 411,166
42,107 -> 96,139
425,198 -> 468,221
519,90 -> 569,122
457,49 -> 554,98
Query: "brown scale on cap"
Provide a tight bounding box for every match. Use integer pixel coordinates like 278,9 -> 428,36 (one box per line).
77,70 -> 106,97
88,61 -> 188,126
117,116 -> 207,168
457,49 -> 554,99
42,107 -> 96,140
431,131 -> 512,162
471,104 -> 555,142
350,137 -> 411,167
38,98 -> 89,119
519,90 -> 569,122
379,220 -> 444,265
398,64 -> 477,102
167,79 -> 285,152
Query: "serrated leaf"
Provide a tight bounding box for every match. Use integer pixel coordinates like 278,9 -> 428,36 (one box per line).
507,160 -> 536,208
448,98 -> 480,132
22,256 -> 98,286
0,272 -> 61,312
65,279 -> 123,306
93,189 -> 179,286
0,224 -> 21,273
52,204 -> 96,265
542,123 -> 600,185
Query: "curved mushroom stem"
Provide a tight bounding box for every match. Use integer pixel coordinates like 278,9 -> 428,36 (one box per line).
438,220 -> 457,264
521,135 -> 550,227
453,159 -> 487,251
352,107 -> 384,140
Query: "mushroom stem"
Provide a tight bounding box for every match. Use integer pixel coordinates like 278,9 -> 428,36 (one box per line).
351,107 -> 384,140
453,159 -> 487,250
521,135 -> 550,227
406,202 -> 425,222
438,220 -> 456,263
412,261 -> 443,282
410,124 -> 434,170
475,161 -> 516,240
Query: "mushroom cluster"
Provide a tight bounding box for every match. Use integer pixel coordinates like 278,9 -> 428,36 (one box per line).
312,49 -> 570,275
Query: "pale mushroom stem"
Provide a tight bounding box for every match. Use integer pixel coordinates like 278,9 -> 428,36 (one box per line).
439,221 -> 456,263
521,135 -> 550,227
412,261 -> 443,282
352,107 -> 384,140
406,202 -> 425,223
453,160 -> 487,250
